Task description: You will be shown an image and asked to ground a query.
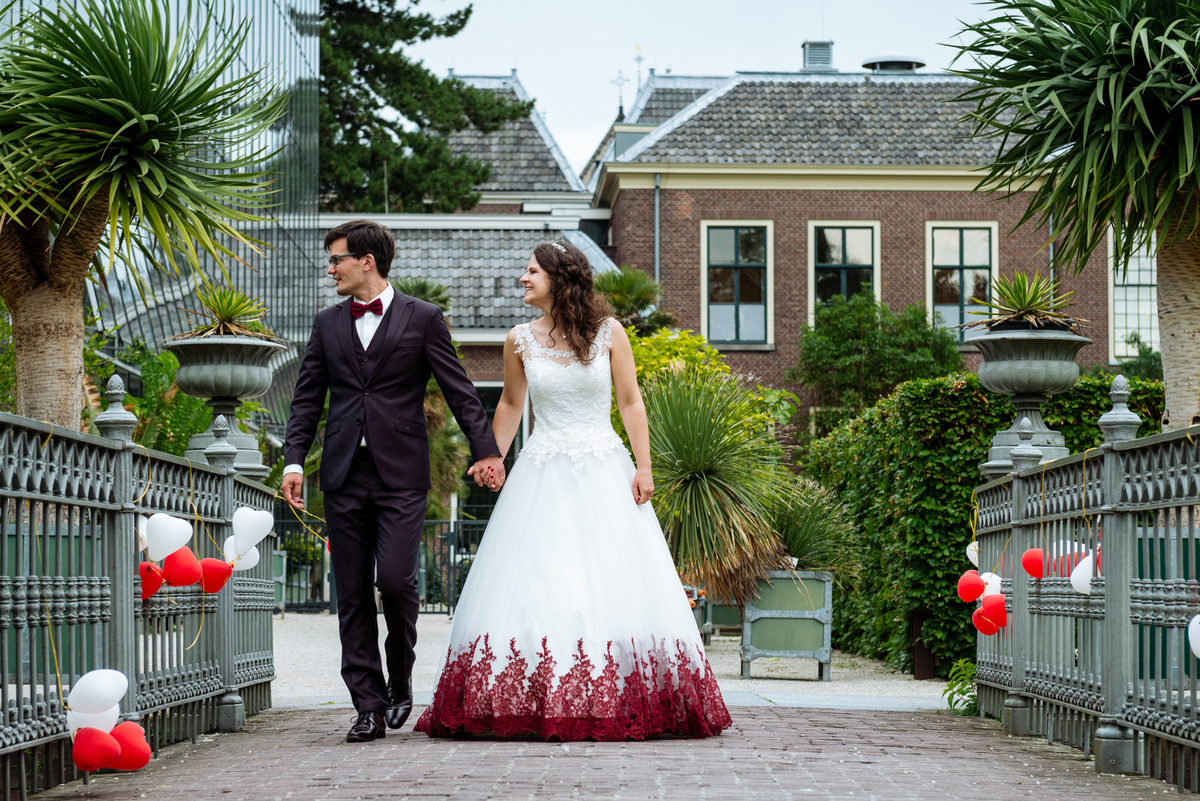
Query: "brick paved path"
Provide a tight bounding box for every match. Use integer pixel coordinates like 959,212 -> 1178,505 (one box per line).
39,707 -> 1174,800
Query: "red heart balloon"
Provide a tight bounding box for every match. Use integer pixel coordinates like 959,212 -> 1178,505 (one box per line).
1021,548 -> 1045,579
972,606 -> 1000,636
980,593 -> 1008,628
956,570 -> 985,602
109,721 -> 151,771
138,562 -> 165,600
162,547 -> 202,587
72,727 -> 122,773
199,558 -> 233,593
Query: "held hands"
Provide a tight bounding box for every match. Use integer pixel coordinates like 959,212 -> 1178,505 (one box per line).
632,466 -> 654,505
468,455 -> 506,492
281,473 -> 305,510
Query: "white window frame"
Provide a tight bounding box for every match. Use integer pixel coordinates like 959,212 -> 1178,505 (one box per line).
699,219 -> 775,345
1106,227 -> 1159,363
807,220 -> 882,327
923,221 -> 1000,335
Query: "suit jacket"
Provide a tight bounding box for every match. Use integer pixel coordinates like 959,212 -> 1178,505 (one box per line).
283,292 -> 500,492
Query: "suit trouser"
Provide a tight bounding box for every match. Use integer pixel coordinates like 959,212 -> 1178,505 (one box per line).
324,446 -> 427,714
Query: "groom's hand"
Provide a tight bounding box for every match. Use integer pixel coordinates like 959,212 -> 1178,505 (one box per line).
468,455 -> 506,492
281,473 -> 305,510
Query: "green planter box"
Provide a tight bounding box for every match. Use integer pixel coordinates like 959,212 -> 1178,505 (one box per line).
741,570 -> 832,681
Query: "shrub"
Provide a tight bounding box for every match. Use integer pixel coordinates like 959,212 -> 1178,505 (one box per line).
804,372 -> 1162,675
789,292 -> 962,430
595,266 -> 678,336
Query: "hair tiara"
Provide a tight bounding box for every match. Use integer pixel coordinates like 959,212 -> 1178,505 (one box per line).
550,242 -> 567,254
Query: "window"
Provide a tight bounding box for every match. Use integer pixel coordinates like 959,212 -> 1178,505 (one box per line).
814,227 -> 874,303
705,225 -> 767,343
1109,235 -> 1158,361
926,223 -> 998,343
806,221 -> 881,326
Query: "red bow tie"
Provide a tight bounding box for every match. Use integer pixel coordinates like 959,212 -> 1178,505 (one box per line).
350,298 -> 383,319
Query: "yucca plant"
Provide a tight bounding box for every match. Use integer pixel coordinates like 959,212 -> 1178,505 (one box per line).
644,367 -> 789,605
952,0 -> 1200,429
0,0 -> 287,427
964,272 -> 1087,333
171,284 -> 276,340
595,266 -> 678,336
769,477 -> 858,586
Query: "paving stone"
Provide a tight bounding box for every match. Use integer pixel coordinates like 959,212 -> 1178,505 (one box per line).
37,706 -> 1176,800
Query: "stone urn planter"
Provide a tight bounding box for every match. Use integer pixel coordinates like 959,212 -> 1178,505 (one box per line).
162,335 -> 287,479
975,325 -> 1092,478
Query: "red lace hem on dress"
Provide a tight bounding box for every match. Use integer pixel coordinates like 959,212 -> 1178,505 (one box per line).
415,635 -> 732,741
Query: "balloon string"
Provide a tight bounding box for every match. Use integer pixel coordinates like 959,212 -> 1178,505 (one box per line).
277,492 -> 329,550
131,444 -> 152,505
185,591 -> 204,651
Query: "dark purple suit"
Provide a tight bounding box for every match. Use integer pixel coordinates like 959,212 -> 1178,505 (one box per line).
284,291 -> 499,714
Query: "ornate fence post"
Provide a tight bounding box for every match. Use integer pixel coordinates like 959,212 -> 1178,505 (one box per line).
1004,418 -> 1041,736
204,416 -> 245,732
1095,375 -> 1140,773
93,376 -> 140,718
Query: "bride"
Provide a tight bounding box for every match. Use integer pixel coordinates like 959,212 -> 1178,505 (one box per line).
415,240 -> 731,740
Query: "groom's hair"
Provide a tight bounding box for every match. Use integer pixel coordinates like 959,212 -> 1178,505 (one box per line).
324,220 -> 395,278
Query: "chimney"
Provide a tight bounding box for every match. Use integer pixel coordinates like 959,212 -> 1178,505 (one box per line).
802,41 -> 835,71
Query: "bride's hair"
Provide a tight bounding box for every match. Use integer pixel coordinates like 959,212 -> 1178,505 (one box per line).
532,240 -> 613,364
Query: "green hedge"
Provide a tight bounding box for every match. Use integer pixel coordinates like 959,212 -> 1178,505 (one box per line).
804,372 -> 1163,676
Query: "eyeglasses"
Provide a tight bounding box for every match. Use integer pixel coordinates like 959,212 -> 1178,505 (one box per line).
328,252 -> 361,267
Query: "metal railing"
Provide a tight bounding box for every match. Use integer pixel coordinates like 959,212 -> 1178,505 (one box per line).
0,377 -> 275,799
419,520 -> 487,615
976,374 -> 1200,790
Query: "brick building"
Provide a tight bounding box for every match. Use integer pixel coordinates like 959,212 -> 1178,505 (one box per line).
589,56 -> 1136,395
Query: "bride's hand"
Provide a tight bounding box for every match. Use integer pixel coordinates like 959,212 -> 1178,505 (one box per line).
632,467 -> 654,505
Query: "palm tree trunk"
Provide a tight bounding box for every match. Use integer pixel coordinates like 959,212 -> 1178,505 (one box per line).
0,191 -> 109,428
1156,205 -> 1200,431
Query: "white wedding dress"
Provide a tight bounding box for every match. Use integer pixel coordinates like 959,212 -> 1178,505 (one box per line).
416,319 -> 730,740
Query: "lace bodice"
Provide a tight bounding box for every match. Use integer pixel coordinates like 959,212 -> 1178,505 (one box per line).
513,319 -> 626,470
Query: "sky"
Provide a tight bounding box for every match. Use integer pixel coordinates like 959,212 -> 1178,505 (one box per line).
408,0 -> 992,174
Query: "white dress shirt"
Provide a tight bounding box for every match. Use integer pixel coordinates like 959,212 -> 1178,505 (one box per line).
283,286 -> 395,477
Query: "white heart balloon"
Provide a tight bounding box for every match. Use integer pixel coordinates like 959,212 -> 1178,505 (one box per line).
223,536 -> 260,571
66,703 -> 119,735
67,669 -> 128,714
1069,553 -> 1094,595
1188,615 -> 1200,660
966,541 -> 979,567
136,516 -> 148,552
232,507 -> 274,557
979,572 -> 1002,597
145,513 -> 192,561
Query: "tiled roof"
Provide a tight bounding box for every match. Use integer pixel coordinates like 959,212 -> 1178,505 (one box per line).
625,73 -> 729,125
314,227 -> 615,330
632,87 -> 717,125
447,73 -> 584,193
622,73 -> 998,167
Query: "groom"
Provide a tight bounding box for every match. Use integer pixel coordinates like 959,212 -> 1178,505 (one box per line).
282,219 -> 504,742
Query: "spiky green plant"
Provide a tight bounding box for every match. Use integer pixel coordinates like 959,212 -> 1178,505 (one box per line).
769,477 -> 859,584
644,367 -> 788,604
173,284 -> 275,339
951,0 -> 1200,428
964,272 -> 1086,333
0,0 -> 287,426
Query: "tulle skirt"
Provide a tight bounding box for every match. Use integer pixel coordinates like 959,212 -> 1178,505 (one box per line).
415,447 -> 731,740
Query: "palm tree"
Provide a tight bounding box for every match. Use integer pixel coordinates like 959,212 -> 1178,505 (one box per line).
594,266 -> 678,336
952,0 -> 1200,430
0,0 -> 287,427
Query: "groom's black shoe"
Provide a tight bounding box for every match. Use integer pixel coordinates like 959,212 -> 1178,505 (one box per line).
346,711 -> 386,742
386,679 -> 413,730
